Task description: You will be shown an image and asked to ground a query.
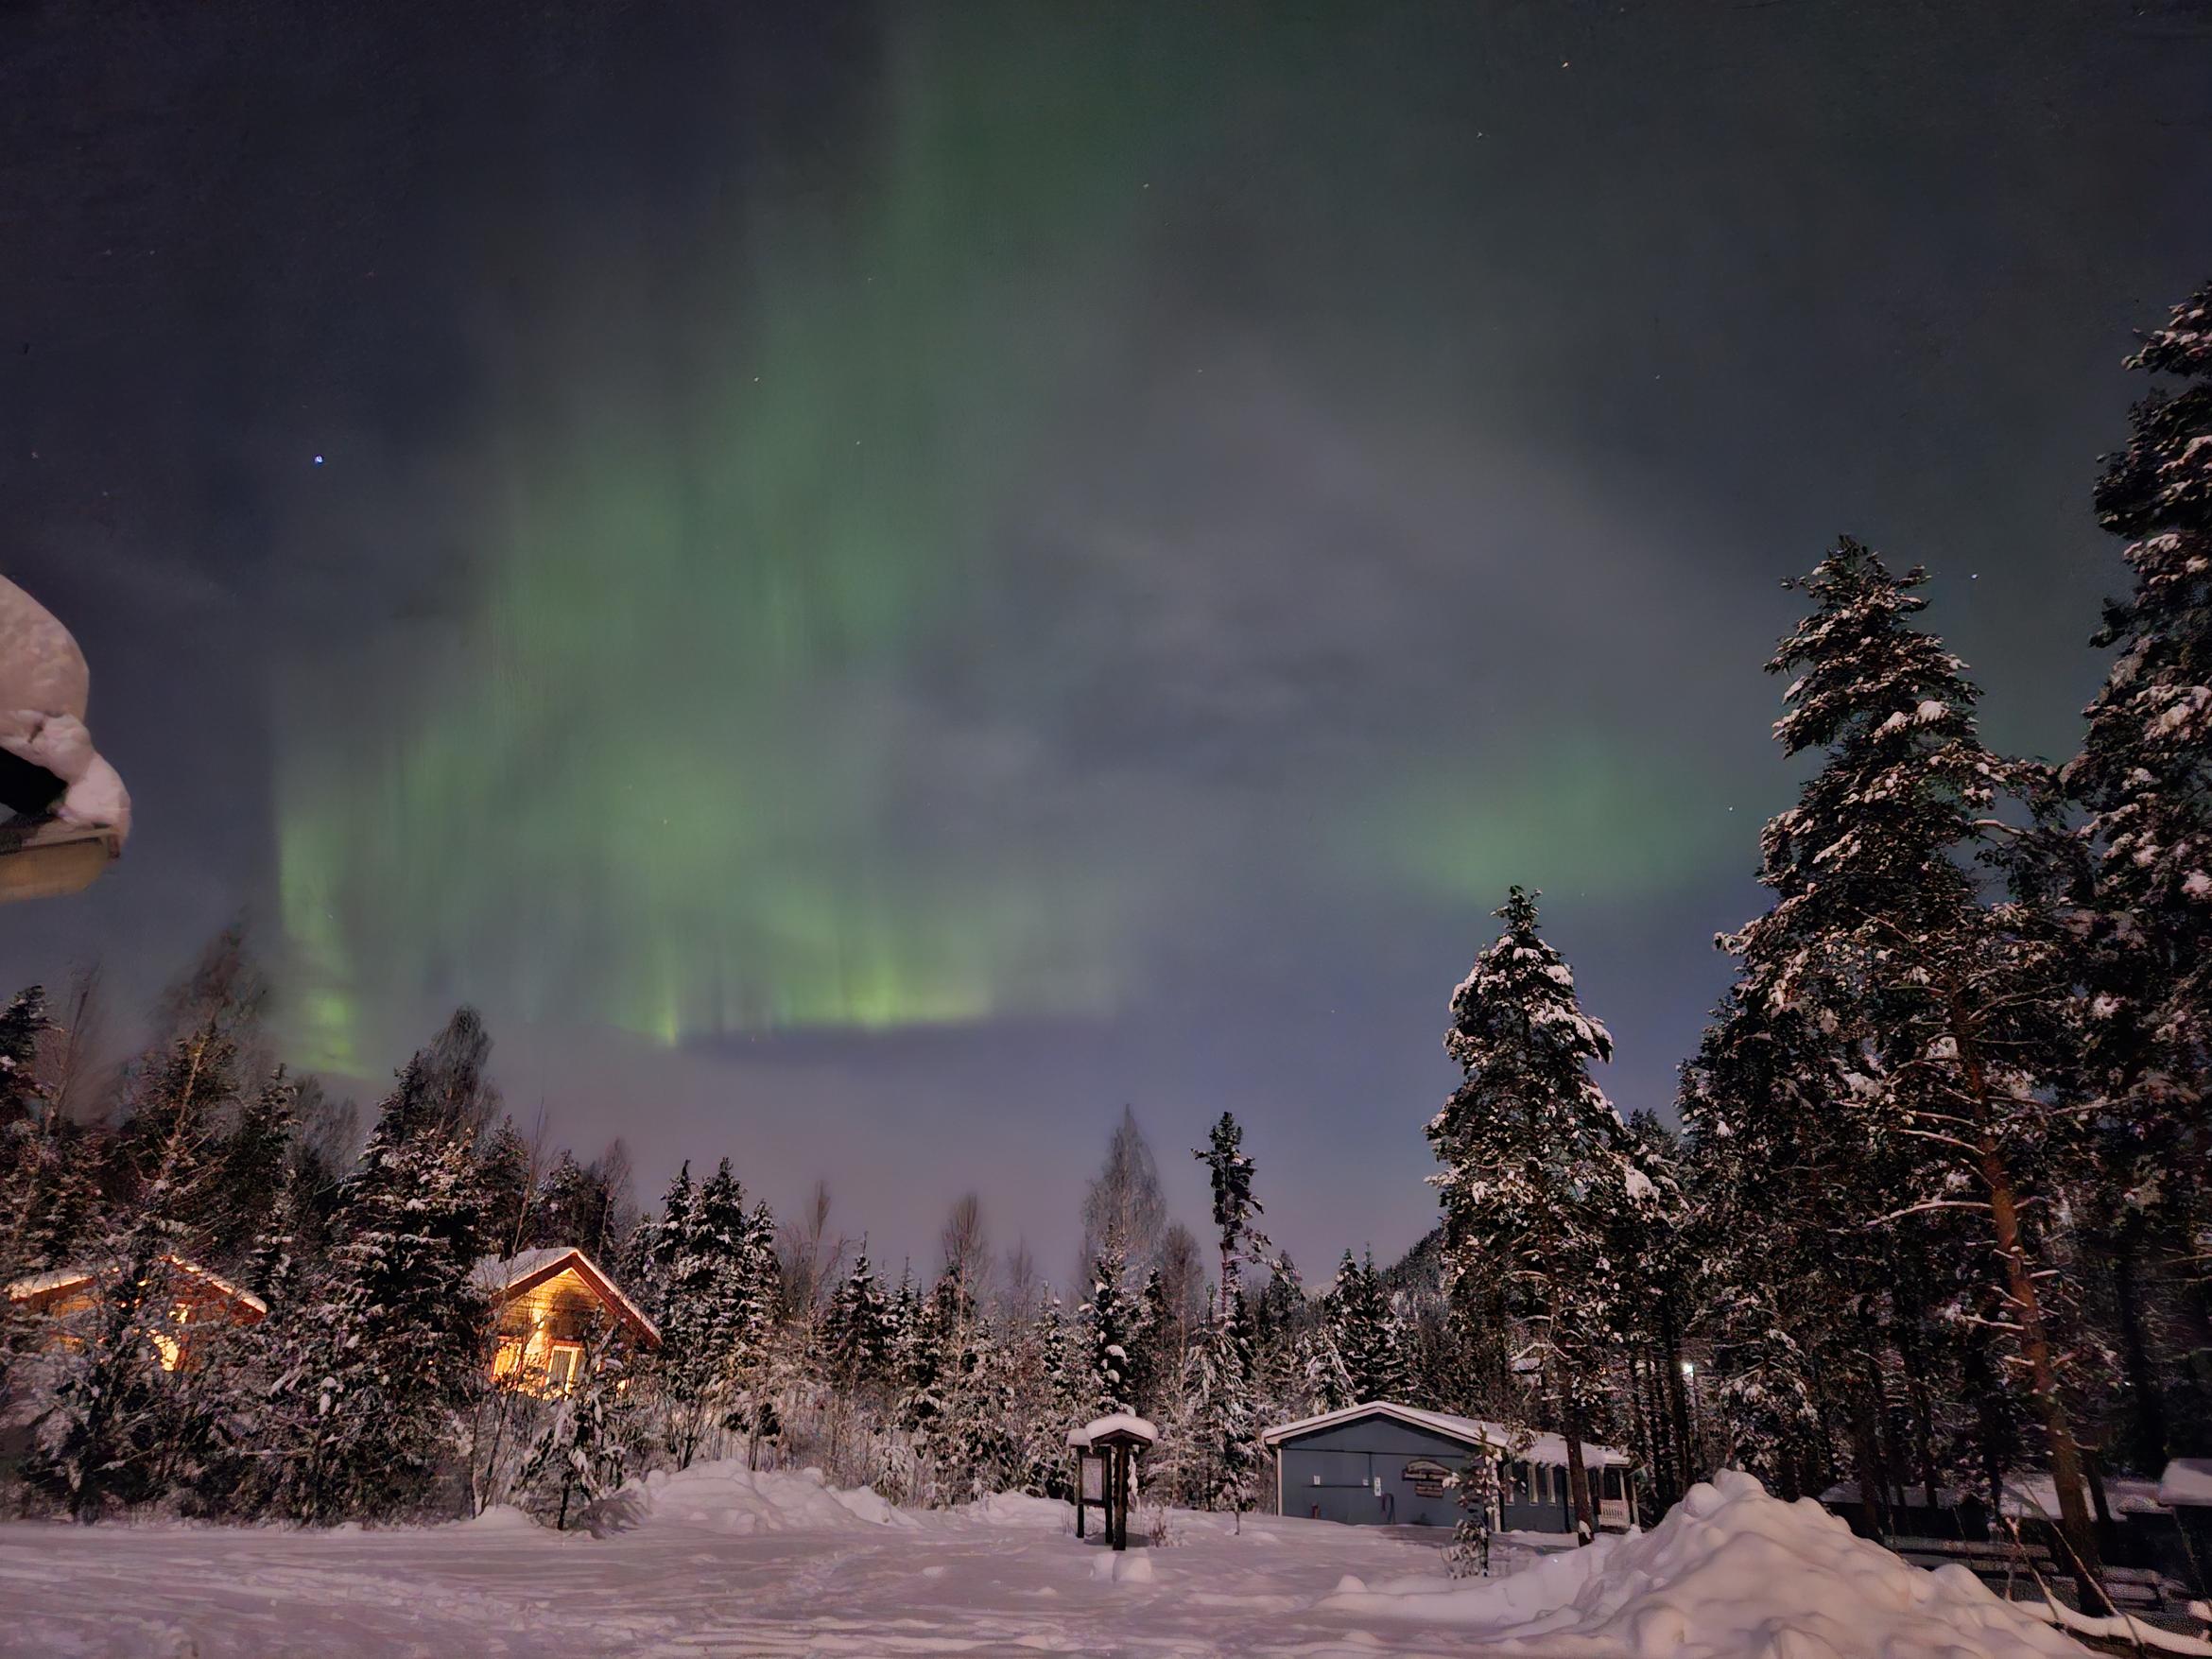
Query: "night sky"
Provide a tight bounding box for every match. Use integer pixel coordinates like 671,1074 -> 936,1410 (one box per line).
7,1 -> 2210,1283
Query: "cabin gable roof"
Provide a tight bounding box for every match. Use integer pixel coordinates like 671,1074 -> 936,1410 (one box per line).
473,1246 -> 659,1349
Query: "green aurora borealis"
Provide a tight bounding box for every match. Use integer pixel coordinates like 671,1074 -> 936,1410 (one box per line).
275,12 -> 1223,1067
266,8 -> 1783,1076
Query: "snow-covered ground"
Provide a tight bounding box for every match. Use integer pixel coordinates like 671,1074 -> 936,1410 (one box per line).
0,1466 -> 2100,1658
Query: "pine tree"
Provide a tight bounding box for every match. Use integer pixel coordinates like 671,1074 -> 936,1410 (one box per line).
1194,1113 -> 1269,1299
2067,279 -> 2212,1194
1428,886 -> 1634,1542
1726,541 -> 2100,1572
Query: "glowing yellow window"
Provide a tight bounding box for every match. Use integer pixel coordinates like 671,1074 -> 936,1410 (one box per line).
544,1343 -> 582,1393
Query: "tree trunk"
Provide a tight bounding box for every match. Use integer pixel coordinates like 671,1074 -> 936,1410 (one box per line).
1658,1294 -> 1693,1496
1978,1135 -> 2101,1582
1564,1413 -> 1595,1544
1850,1400 -> 1887,1539
1951,1005 -> 2100,1586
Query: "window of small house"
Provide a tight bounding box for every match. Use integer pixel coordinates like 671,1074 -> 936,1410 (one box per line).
545,1343 -> 582,1392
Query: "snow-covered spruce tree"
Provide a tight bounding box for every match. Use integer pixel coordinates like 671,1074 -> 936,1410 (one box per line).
262,1049 -> 491,1524
1299,1317 -> 1357,1413
824,1250 -> 895,1397
1130,1265 -> 1173,1415
1324,1249 -> 1407,1404
653,1159 -> 753,1467
930,1311 -> 1023,1504
475,1116 -> 537,1261
1428,886 -> 1639,1543
1013,1292 -> 1083,1496
203,1067 -> 300,1270
1164,1287 -> 1261,1517
1080,1238 -> 1137,1415
1736,542 -> 2100,1569
727,1198 -> 783,1468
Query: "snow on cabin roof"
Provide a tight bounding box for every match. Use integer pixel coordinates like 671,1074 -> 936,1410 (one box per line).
472,1246 -> 659,1345
1260,1400 -> 1631,1470
6,1255 -> 268,1316
2160,1458 -> 2212,1509
5,1266 -> 94,1299
1069,1412 -> 1159,1448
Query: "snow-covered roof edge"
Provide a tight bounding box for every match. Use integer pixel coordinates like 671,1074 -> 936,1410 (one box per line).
1068,1411 -> 1159,1448
5,1254 -> 267,1318
473,1245 -> 660,1347
1259,1399 -> 1631,1469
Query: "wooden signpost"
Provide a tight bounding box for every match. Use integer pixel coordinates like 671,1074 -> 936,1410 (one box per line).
1068,1412 -> 1157,1551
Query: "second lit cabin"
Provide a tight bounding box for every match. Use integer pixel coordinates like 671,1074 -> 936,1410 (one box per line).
475,1246 -> 660,1394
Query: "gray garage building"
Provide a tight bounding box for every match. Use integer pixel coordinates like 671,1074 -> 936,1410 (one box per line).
1259,1401 -> 1633,1532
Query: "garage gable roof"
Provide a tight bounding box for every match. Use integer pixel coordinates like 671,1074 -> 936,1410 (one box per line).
1261,1399 -> 1631,1469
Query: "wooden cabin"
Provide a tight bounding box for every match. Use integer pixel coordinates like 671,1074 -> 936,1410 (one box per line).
474,1246 -> 659,1395
5,1254 -> 268,1371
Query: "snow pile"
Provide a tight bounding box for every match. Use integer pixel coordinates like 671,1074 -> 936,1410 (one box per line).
635,1462 -> 917,1535
962,1490 -> 1071,1529
1319,1470 -> 2091,1658
1091,1550 -> 1155,1584
2161,1458 -> 2212,1508
461,1503 -> 543,1532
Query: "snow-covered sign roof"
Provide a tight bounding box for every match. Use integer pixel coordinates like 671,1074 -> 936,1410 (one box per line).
2159,1458 -> 2212,1509
5,1255 -> 268,1318
1068,1412 -> 1158,1448
472,1246 -> 659,1348
1260,1400 -> 1632,1470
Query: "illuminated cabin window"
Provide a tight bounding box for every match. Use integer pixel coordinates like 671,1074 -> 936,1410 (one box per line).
544,1343 -> 581,1393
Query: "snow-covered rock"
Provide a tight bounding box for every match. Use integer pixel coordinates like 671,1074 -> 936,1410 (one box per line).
1317,1469 -> 2090,1658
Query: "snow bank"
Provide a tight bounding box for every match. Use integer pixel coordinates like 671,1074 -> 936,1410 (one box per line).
1318,1470 -> 2090,1658
962,1491 -> 1071,1529
634,1462 -> 917,1535
2161,1458 -> 2212,1508
461,1503 -> 543,1532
